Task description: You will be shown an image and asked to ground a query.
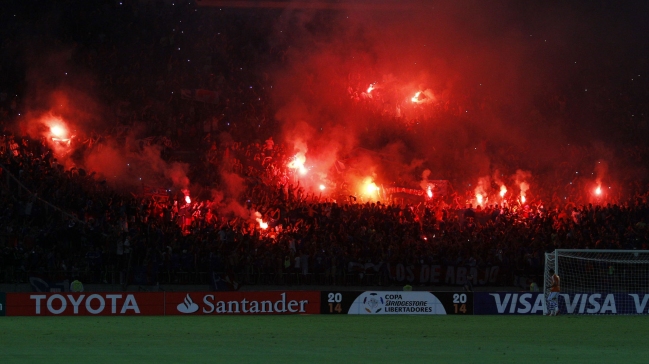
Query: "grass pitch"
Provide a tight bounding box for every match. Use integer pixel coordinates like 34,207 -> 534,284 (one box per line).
1,315 -> 648,363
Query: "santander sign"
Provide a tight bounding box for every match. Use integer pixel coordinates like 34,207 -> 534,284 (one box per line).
168,292 -> 320,315
200,292 -> 308,314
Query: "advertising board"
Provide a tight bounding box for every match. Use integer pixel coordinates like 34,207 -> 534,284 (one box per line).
474,292 -> 546,315
166,291 -> 321,315
558,293 -> 649,314
6,293 -> 165,316
320,291 -> 473,315
474,292 -> 649,315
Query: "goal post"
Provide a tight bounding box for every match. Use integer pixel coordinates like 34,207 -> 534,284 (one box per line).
544,249 -> 649,315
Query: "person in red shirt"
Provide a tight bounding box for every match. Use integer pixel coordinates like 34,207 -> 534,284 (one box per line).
547,269 -> 560,316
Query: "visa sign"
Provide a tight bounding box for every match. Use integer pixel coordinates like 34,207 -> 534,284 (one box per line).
561,294 -> 616,314
487,293 -> 546,314
475,292 -> 649,315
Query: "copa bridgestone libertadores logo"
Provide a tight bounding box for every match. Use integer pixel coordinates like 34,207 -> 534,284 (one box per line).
177,294 -> 199,314
363,292 -> 384,313
350,291 -> 447,314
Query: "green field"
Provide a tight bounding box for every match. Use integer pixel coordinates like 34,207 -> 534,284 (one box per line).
1,315 -> 648,363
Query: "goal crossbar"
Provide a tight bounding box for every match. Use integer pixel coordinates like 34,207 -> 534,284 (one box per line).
548,250 -> 649,270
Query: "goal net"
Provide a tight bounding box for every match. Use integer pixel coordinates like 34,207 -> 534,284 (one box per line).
544,250 -> 649,315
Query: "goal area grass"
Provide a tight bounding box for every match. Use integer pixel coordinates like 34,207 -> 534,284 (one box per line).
2,315 -> 648,363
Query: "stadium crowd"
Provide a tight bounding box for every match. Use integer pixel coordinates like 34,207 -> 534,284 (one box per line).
1,1 -> 649,289
2,131 -> 649,288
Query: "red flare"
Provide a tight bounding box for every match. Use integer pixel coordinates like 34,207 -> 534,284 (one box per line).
256,218 -> 268,230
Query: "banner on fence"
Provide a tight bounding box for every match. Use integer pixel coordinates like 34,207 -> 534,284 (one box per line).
387,264 -> 500,286
0,292 -> 5,317
6,293 -> 165,316
320,291 -> 473,315
166,291 -> 320,315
